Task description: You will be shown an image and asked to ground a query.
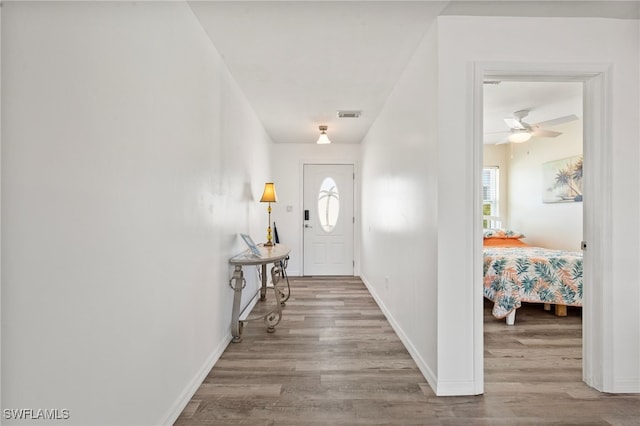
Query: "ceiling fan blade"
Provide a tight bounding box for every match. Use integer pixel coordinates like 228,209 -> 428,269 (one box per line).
495,136 -> 511,145
484,132 -> 509,144
534,114 -> 579,128
504,118 -> 526,130
532,129 -> 562,138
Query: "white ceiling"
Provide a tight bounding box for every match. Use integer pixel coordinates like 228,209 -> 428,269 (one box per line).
188,1 -> 638,144
189,1 -> 448,144
483,81 -> 583,144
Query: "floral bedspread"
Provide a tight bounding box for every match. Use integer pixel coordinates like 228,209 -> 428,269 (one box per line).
483,246 -> 583,319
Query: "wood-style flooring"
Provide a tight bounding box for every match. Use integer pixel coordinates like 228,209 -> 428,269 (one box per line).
175,276 -> 640,425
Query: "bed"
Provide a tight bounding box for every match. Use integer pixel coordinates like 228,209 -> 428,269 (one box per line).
483,229 -> 583,325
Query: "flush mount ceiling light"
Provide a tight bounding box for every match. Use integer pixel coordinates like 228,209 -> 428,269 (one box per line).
317,125 -> 331,144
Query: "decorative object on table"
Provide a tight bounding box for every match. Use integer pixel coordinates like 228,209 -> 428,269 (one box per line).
316,125 -> 331,144
542,155 -> 583,203
260,182 -> 278,246
240,233 -> 261,257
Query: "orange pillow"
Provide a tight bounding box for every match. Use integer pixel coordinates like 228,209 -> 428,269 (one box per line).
483,238 -> 529,247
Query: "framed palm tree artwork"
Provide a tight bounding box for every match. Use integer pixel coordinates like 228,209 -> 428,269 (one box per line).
542,155 -> 583,203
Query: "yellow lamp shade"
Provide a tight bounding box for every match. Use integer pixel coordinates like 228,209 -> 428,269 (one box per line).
260,182 -> 278,203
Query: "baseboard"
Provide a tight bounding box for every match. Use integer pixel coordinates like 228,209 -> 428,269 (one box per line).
160,333 -> 231,425
613,378 -> 640,393
360,274 -> 438,393
585,373 -> 640,394
285,269 -> 300,277
584,372 -> 604,392
435,380 -> 479,396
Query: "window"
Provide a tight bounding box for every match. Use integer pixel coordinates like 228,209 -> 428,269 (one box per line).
317,177 -> 340,232
482,167 -> 499,228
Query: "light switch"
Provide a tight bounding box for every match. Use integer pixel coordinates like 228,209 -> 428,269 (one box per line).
286,205 -> 293,212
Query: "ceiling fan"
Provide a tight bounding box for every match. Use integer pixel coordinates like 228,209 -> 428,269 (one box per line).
489,109 -> 579,144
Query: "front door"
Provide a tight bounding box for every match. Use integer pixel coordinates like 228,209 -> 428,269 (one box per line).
303,164 -> 354,275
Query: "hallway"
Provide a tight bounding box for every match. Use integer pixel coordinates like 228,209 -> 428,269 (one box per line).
175,277 -> 640,425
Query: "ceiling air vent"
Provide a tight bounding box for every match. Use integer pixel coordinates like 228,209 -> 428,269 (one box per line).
337,110 -> 361,118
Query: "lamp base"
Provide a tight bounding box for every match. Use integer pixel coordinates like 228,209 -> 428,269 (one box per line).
263,241 -> 275,247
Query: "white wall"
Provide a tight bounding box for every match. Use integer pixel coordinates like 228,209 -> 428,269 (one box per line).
438,16 -> 639,394
508,120 -> 583,251
360,23 -> 439,389
1,2 -> 272,425
270,144 -> 360,276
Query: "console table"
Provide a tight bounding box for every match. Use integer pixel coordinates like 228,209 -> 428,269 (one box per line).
228,244 -> 290,343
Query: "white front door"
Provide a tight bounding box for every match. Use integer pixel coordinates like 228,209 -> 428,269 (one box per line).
303,164 -> 354,276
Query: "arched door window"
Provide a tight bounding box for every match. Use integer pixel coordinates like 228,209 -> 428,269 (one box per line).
317,177 -> 340,232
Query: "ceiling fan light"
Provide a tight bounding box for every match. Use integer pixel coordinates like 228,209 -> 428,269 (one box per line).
508,131 -> 532,143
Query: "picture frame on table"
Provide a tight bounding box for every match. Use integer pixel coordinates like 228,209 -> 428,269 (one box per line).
240,233 -> 261,257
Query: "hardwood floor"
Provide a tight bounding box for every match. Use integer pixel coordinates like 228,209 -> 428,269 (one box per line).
175,277 -> 640,425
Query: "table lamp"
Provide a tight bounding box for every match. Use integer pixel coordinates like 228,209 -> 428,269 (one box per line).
260,182 -> 278,246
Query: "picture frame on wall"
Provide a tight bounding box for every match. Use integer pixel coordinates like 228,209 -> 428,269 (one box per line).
542,155 -> 583,203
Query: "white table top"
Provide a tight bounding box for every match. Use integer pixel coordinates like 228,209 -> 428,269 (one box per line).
229,244 -> 290,266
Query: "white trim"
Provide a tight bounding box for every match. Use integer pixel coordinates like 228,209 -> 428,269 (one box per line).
472,61 -> 613,394
161,334 -> 232,426
0,4 -> 3,407
471,62 -> 485,395
436,380 -> 480,397
283,268 -> 301,277
582,69 -> 614,392
612,378 -> 640,394
360,274 -> 437,391
299,160 -> 359,276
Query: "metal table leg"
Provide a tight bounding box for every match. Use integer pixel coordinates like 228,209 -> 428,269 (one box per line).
263,262 -> 283,332
259,264 -> 267,301
229,265 -> 245,342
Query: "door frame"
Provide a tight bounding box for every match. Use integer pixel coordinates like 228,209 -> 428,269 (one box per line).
299,160 -> 359,276
471,62 -> 612,392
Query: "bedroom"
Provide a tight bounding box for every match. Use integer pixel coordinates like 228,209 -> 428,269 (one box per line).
482,80 -> 584,326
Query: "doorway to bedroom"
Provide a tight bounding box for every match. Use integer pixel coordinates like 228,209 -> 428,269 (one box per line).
481,79 -> 585,390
